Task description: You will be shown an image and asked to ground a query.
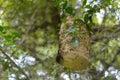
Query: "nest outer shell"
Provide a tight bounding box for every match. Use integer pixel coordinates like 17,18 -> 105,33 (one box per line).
58,19 -> 90,70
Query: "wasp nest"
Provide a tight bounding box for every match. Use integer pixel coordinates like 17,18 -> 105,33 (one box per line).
56,16 -> 90,70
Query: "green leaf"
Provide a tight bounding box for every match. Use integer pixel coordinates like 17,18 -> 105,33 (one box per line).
73,18 -> 84,24
83,0 -> 87,6
53,0 -> 63,6
74,27 -> 79,34
0,26 -> 3,32
11,31 -> 20,38
3,61 -> 9,70
67,26 -> 79,35
62,1 -> 67,9
66,6 -> 73,14
85,5 -> 91,8
60,1 -> 74,15
4,35 -> 12,41
106,0 -> 111,4
71,37 -> 79,47
114,1 -> 118,6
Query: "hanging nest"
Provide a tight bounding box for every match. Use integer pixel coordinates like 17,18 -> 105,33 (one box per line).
56,16 -> 90,70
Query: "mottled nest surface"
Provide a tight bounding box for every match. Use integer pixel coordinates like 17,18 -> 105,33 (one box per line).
57,18 -> 90,70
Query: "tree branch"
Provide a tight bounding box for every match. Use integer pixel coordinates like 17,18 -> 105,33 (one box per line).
91,24 -> 120,44
18,8 -> 38,45
0,46 -> 30,80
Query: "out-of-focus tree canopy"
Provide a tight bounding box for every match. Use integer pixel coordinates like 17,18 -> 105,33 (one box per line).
0,0 -> 120,80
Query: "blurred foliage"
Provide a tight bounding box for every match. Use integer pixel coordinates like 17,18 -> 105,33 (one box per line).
0,0 -> 120,80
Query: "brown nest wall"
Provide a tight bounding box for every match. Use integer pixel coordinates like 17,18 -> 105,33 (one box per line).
56,17 -> 90,70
